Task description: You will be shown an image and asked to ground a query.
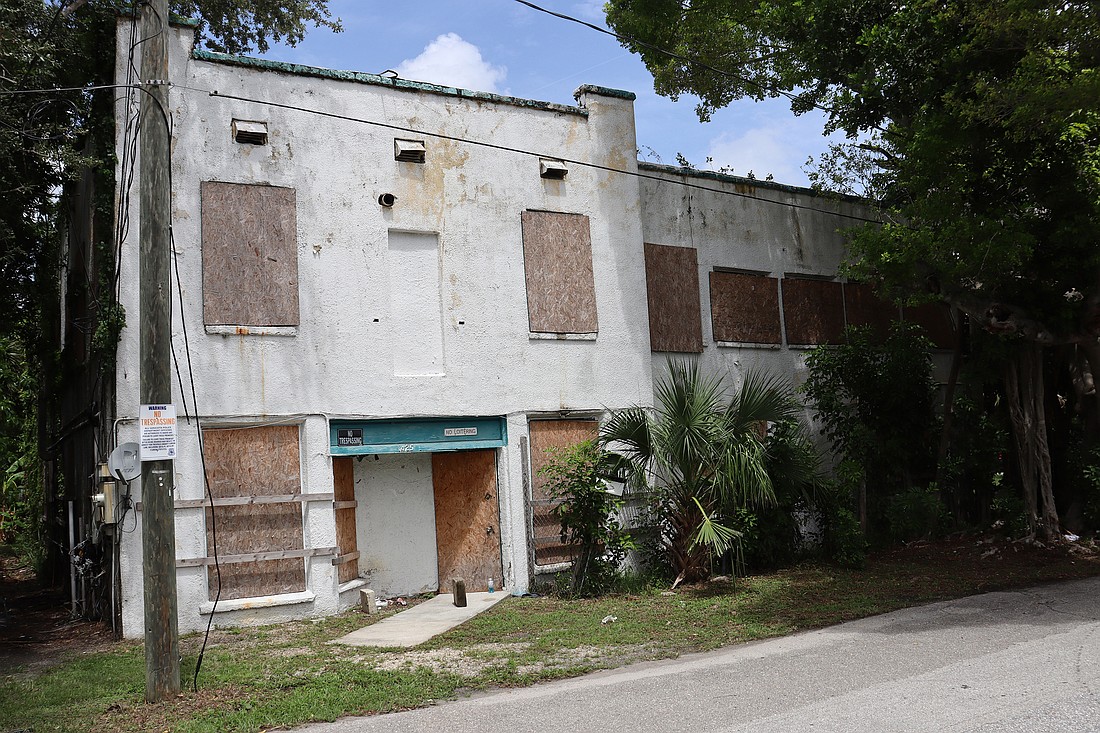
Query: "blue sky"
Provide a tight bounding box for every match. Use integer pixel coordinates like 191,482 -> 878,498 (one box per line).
260,0 -> 839,187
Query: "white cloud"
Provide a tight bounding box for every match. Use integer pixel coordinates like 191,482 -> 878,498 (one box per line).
572,1 -> 607,22
395,33 -> 507,93
706,125 -> 807,184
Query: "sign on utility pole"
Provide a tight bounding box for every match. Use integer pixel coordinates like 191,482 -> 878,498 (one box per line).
139,0 -> 180,702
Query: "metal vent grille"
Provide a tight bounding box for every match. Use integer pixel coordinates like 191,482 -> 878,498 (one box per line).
232,119 -> 268,145
394,138 -> 426,163
539,158 -> 568,179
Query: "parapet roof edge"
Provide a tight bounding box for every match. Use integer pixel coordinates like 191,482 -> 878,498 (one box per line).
574,84 -> 637,102
191,49 -> 589,117
637,161 -> 868,205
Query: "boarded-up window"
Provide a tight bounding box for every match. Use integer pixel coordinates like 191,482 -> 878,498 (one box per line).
903,303 -> 957,349
644,243 -> 703,352
844,283 -> 897,341
709,271 -> 782,344
201,181 -> 299,326
782,277 -> 845,345
203,425 -> 305,600
520,211 -> 598,334
528,419 -> 599,565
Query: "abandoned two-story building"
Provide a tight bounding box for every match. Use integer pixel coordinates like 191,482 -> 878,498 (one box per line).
66,18 -> 950,638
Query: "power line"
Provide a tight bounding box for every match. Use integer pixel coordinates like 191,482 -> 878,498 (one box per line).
200,87 -> 882,224
511,0 -> 833,116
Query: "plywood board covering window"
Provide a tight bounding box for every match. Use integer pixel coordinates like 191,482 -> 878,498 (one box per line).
903,303 -> 957,349
709,271 -> 782,344
201,181 -> 299,326
644,243 -> 703,352
528,419 -> 599,565
202,425 -> 305,600
520,211 -> 598,334
844,283 -> 897,341
782,278 -> 845,345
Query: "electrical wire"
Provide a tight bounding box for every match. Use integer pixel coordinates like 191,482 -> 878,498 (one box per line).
511,0 -> 838,117
199,87 -> 883,224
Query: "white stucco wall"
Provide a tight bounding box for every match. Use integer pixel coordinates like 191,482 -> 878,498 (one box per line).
638,166 -> 875,400
354,453 -> 438,597
112,22 -> 651,636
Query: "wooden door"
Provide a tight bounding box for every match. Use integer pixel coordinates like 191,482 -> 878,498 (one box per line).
432,450 -> 502,592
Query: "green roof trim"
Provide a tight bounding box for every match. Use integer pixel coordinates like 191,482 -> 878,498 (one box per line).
574,84 -> 637,102
192,49 -> 588,116
637,161 -> 867,204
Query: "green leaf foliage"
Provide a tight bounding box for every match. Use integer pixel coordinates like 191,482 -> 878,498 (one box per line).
600,360 -> 819,582
605,0 -> 1100,341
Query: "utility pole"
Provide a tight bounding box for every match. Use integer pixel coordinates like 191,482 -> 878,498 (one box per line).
139,0 -> 180,702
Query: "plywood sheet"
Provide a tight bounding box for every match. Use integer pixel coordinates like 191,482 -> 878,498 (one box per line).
782,278 -> 845,345
903,303 -> 956,349
709,271 -> 782,344
432,450 -> 501,591
528,419 -> 599,566
201,181 -> 299,326
202,425 -> 306,600
332,457 -> 358,584
843,283 -> 897,341
644,243 -> 703,352
520,210 -> 598,333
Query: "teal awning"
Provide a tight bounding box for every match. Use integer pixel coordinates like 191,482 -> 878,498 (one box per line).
329,416 -> 507,455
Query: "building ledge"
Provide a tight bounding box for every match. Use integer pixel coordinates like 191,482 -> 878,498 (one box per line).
193,49 -> 589,117
200,590 -> 315,615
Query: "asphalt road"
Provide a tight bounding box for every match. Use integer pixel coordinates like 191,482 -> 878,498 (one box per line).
294,576 -> 1100,732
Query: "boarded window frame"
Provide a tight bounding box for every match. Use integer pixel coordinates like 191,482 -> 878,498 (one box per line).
201,181 -> 300,327
644,243 -> 703,353
201,424 -> 307,601
527,418 -> 600,567
520,210 -> 599,335
709,269 -> 782,345
782,275 -> 845,346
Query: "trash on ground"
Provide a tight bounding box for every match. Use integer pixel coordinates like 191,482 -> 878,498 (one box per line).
601,615 -> 617,625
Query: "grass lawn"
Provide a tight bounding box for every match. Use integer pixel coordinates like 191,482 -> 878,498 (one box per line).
2,535 -> 1097,733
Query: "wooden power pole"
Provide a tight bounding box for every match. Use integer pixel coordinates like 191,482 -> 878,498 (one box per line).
139,0 -> 180,702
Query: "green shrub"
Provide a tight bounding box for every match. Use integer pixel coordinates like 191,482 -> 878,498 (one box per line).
540,440 -> 633,597
885,484 -> 950,542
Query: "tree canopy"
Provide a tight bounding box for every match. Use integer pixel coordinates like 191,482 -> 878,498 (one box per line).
606,0 -> 1100,342
606,0 -> 1099,539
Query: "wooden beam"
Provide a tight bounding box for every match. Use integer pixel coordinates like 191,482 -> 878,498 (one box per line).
176,546 -> 337,568
136,492 -> 335,511
331,551 -> 360,566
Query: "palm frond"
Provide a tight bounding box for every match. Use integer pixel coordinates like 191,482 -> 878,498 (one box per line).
688,496 -> 742,555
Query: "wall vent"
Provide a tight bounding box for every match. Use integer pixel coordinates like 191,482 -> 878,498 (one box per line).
232,119 -> 268,145
394,138 -> 426,163
539,158 -> 568,179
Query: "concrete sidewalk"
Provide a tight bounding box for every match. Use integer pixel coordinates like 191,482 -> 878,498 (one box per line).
333,591 -> 511,648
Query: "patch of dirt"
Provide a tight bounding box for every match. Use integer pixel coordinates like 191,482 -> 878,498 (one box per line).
95,684 -> 255,733
0,553 -> 125,675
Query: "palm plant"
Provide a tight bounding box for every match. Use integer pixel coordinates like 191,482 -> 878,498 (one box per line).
600,360 -> 818,584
